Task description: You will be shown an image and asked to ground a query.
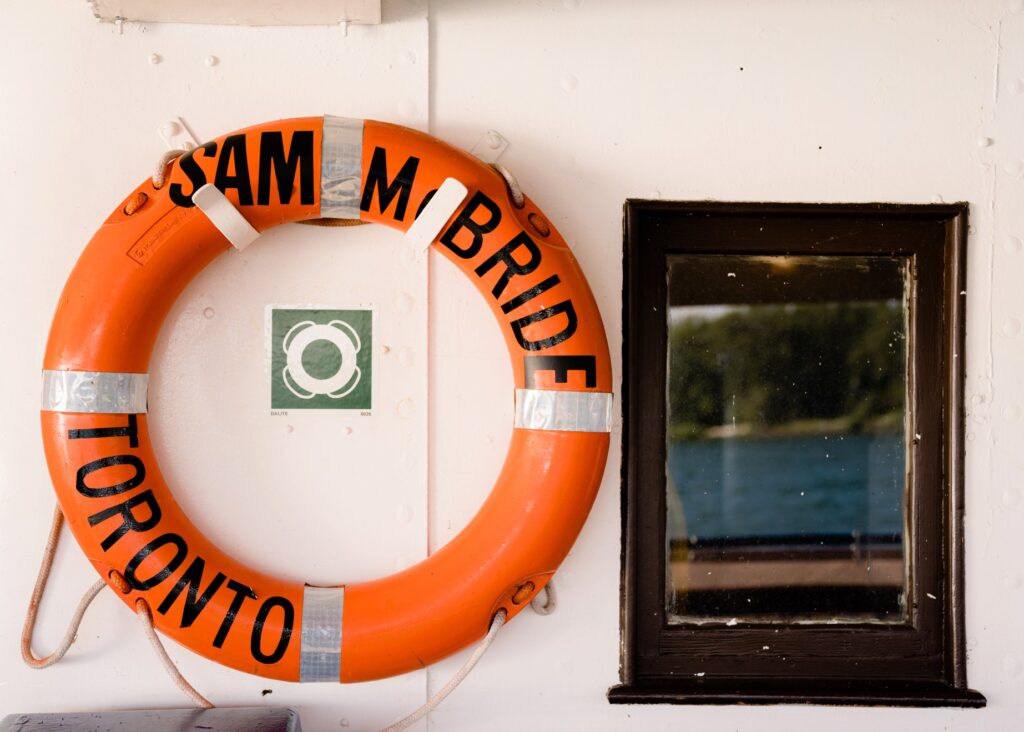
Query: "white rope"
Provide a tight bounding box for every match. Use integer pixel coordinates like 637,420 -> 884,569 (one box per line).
21,505 -> 107,669
21,578 -> 106,669
24,504 -> 543,721
492,163 -> 525,208
135,599 -> 214,708
530,580 -> 557,615
153,148 -> 187,189
22,502 -> 213,708
378,610 -> 507,732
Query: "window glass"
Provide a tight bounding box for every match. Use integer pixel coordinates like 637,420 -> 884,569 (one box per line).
666,255 -> 908,624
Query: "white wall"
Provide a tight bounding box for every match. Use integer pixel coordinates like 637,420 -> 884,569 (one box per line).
1,0 -> 1022,730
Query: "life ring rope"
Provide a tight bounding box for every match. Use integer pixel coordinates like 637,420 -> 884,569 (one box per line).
21,504 -> 213,708
21,502 -> 521,724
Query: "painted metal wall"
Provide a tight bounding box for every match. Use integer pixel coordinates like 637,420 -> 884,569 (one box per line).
1,0 -> 1021,729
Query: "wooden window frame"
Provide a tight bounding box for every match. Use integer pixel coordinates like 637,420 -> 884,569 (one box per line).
611,201 -> 985,707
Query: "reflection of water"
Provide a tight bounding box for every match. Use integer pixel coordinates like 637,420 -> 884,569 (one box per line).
666,432 -> 905,540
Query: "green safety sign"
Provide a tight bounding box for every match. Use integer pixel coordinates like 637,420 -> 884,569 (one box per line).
269,308 -> 372,410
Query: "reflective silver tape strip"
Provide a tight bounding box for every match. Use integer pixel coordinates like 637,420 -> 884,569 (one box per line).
300,585 -> 344,683
192,183 -> 260,251
320,116 -> 364,219
514,389 -> 613,433
403,177 -> 468,250
41,370 -> 148,414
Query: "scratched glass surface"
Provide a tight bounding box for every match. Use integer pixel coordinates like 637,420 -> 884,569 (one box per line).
666,255 -> 909,624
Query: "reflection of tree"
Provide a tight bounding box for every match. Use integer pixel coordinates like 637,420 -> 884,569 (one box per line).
668,302 -> 905,438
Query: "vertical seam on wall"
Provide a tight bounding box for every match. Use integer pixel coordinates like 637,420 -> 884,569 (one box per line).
425,0 -> 435,561
988,19 -> 1002,387
983,12 -> 1004,568
427,0 -> 435,135
425,1 -> 437,721
976,8 -> 1005,568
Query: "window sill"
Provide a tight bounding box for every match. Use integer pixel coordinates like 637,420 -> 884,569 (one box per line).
607,680 -> 986,708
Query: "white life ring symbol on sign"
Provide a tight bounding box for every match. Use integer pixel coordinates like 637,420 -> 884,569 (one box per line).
281,319 -> 362,400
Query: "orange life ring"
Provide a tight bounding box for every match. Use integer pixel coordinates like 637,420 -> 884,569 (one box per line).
40,117 -> 612,683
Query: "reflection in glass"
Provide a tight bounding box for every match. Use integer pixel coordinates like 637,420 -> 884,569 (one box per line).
666,255 -> 908,624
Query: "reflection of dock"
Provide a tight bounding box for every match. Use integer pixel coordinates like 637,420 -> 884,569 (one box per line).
669,535 -> 904,619
675,557 -> 903,590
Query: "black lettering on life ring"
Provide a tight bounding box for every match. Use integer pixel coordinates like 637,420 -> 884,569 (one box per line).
75,454 -> 146,498
68,414 -> 139,447
157,555 -> 227,629
65,417 -> 293,665
168,131 -> 316,209
437,191 -> 583,353
169,142 -> 218,208
214,135 -> 254,206
524,355 -> 597,389
414,188 -> 437,218
257,131 -> 314,206
124,532 -> 189,591
360,146 -> 420,222
250,596 -> 295,665
440,191 -> 501,259
213,579 -> 257,649
511,300 -> 578,351
475,232 -> 542,299
87,489 -> 162,550
500,275 -> 561,315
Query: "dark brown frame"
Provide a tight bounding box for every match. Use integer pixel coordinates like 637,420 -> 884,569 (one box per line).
611,201 -> 984,707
